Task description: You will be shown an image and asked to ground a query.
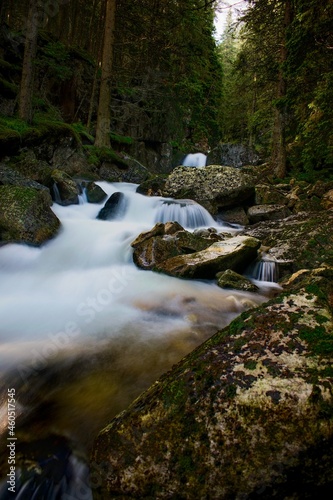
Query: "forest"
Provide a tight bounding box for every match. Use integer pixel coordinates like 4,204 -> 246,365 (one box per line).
0,0 -> 332,181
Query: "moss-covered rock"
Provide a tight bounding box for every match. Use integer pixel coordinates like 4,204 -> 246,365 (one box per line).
136,174 -> 167,196
0,185 -> 60,245
85,181 -> 107,204
51,169 -> 80,205
216,268 -> 259,292
163,165 -> 258,214
131,222 -> 216,271
92,269 -> 333,499
247,204 -> 291,223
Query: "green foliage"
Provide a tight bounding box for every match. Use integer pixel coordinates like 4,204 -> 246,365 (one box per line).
83,145 -> 128,167
36,41 -> 72,81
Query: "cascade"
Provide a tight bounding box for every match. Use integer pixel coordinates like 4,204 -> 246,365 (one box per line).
52,182 -> 62,204
248,258 -> 278,282
182,153 -> 207,167
155,199 -> 216,228
0,181 -> 275,498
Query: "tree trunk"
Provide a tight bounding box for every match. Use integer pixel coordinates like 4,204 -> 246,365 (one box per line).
18,0 -> 39,122
270,0 -> 293,178
95,0 -> 116,148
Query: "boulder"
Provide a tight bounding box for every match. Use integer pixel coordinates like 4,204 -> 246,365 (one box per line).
85,182 -> 107,204
155,235 -> 261,279
92,269 -> 333,499
247,204 -> 291,224
97,192 -> 127,220
0,186 -> 60,245
322,189 -> 333,210
163,165 -> 257,214
3,150 -> 52,187
0,162 -> 51,195
216,269 -> 259,292
136,175 -> 167,196
51,169 -> 80,206
52,136 -> 93,177
131,222 -> 216,270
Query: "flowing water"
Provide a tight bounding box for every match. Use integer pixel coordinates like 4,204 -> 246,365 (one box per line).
181,153 -> 207,167
0,182 -> 277,497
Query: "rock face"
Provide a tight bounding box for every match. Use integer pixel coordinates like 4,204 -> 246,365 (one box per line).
92,269 -> 333,499
0,186 -> 60,245
163,165 -> 257,214
207,142 -> 261,168
243,211 -> 333,272
155,235 -> 261,279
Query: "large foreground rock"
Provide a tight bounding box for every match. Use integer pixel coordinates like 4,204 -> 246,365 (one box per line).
92,269 -> 333,499
155,235 -> 261,279
0,186 -> 60,245
163,165 -> 257,214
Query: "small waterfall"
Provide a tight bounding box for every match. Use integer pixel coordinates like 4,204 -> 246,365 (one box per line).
155,199 -> 216,228
78,187 -> 88,205
250,259 -> 278,282
52,182 -> 62,204
182,153 -> 207,168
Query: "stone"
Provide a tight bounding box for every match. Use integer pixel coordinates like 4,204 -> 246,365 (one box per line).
163,165 -> 258,214
51,169 -> 80,206
131,222 -> 214,270
216,269 -> 259,292
92,270 -> 333,499
97,192 -> 127,220
155,235 -> 261,279
322,189 -> 333,209
136,175 -> 167,196
0,162 -> 51,197
247,204 -> 291,224
0,185 -> 60,245
85,182 -> 107,204
217,206 -> 249,226
254,184 -> 289,205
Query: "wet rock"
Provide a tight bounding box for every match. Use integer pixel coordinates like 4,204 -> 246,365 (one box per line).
155,235 -> 261,279
85,182 -> 107,204
0,185 -> 60,245
217,206 -> 249,226
51,169 -> 80,206
216,269 -> 259,292
136,175 -> 167,196
97,192 -> 127,220
247,204 -> 291,223
163,165 -> 258,214
131,222 -> 214,270
92,270 -> 333,499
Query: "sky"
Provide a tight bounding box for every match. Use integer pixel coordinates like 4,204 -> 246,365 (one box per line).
214,0 -> 248,40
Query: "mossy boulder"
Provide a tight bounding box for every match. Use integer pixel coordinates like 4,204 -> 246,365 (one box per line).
216,269 -> 259,292
92,269 -> 333,499
131,222 -> 217,271
85,181 -> 107,204
51,169 -> 80,205
163,165 -> 258,214
0,185 -> 60,245
155,235 -> 261,279
0,162 -> 51,194
136,174 -> 167,196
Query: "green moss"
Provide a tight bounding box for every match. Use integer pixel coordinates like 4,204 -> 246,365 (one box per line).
244,360 -> 257,370
110,132 -> 133,145
299,325 -> 333,355
83,145 -> 128,167
225,383 -> 237,399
